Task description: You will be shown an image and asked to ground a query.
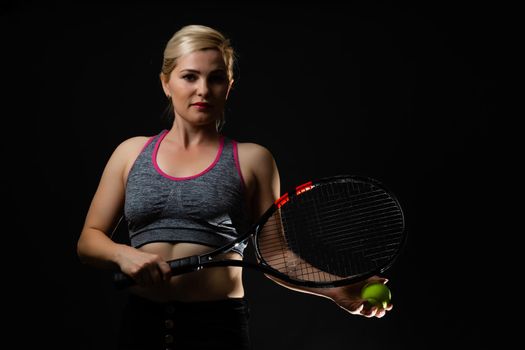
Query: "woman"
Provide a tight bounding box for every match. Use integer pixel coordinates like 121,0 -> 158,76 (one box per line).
77,24 -> 392,350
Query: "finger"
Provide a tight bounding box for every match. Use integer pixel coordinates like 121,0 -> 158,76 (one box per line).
375,308 -> 387,318
139,263 -> 161,286
361,305 -> 378,318
363,310 -> 376,318
129,268 -> 148,286
159,261 -> 172,281
346,303 -> 364,315
148,265 -> 164,284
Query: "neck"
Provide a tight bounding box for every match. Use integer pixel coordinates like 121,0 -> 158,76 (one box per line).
167,120 -> 220,150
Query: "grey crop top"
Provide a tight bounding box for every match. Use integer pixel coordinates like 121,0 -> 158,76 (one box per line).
124,129 -> 250,256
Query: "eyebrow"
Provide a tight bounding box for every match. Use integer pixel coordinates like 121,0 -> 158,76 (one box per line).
179,69 -> 226,74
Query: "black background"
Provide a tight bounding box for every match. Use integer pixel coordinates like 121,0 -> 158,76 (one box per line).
1,1 -> 497,349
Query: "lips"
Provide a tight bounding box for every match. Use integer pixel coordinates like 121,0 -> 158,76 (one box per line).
192,102 -> 211,108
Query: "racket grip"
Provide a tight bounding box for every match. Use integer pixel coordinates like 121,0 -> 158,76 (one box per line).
168,255 -> 202,275
112,255 -> 202,290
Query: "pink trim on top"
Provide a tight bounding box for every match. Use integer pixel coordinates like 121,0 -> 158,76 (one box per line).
124,135 -> 158,189
141,135 -> 156,153
152,129 -> 225,181
232,140 -> 247,190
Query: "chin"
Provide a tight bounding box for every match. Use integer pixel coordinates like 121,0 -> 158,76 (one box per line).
193,118 -> 219,128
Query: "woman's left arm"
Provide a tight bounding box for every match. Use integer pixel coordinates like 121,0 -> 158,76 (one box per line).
248,145 -> 392,318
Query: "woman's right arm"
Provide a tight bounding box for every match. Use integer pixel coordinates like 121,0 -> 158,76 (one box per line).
76,137 -> 171,285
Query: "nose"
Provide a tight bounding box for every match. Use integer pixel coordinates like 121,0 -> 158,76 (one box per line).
196,78 -> 210,97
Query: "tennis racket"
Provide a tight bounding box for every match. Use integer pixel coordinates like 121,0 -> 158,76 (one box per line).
113,175 -> 406,289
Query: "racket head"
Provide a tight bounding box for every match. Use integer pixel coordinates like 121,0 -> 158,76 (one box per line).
253,175 -> 406,288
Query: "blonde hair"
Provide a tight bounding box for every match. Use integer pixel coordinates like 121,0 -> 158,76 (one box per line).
160,25 -> 236,130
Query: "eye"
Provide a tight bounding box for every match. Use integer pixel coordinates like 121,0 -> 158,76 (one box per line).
208,74 -> 228,84
182,74 -> 197,82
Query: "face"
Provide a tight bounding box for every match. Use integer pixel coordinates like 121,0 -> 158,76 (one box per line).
162,49 -> 232,128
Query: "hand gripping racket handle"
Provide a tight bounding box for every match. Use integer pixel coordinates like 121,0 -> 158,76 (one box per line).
113,255 -> 203,290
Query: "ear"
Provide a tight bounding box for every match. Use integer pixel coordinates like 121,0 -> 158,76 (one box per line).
225,79 -> 234,100
160,72 -> 170,97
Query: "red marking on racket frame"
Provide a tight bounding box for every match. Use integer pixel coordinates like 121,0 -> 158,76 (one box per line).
275,181 -> 314,208
295,181 -> 313,195
275,192 -> 289,208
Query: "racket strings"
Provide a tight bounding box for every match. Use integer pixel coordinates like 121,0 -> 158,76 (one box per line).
284,193 -> 402,254
296,197 -> 403,243
258,212 -> 401,248
257,181 -> 404,283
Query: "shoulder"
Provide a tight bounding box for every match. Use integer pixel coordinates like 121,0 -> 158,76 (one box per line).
236,141 -> 279,186
100,135 -> 157,185
236,142 -> 280,214
114,135 -> 156,157
106,135 -> 155,168
116,135 -> 152,153
236,142 -> 275,164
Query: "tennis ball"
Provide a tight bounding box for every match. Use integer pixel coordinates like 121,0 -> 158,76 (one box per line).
361,282 -> 391,308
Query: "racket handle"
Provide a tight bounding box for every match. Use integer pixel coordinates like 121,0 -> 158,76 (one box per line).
112,255 -> 203,290
168,255 -> 202,274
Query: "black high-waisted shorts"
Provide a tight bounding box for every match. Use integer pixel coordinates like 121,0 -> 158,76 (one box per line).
117,294 -> 251,350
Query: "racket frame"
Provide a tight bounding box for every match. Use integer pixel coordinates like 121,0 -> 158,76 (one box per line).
113,175 -> 406,289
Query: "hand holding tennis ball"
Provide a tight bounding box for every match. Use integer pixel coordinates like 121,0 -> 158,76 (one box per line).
361,282 -> 391,308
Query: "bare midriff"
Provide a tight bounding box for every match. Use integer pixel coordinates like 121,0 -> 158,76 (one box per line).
128,242 -> 244,302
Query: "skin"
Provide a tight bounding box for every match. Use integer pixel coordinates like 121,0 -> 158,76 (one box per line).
77,49 -> 392,317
